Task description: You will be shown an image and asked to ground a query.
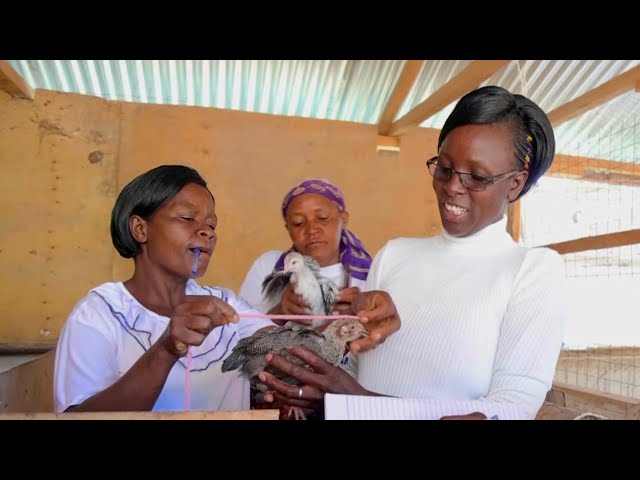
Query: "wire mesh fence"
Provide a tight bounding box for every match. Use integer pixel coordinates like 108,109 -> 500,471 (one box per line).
521,103 -> 640,399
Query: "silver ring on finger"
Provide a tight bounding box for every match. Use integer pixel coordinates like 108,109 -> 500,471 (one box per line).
297,386 -> 303,399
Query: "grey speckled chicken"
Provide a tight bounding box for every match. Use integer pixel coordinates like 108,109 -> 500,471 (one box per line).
221,319 -> 368,418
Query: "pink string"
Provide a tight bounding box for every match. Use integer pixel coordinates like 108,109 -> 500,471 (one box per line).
182,312 -> 363,411
184,347 -> 192,410
239,312 -> 363,321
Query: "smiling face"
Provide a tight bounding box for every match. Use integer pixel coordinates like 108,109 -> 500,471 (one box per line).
284,193 -> 348,267
130,183 -> 217,279
433,123 -> 528,237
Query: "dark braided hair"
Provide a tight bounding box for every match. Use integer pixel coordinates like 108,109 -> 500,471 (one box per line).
438,85 -> 555,199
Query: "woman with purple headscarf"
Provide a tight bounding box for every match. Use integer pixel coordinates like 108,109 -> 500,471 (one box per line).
240,178 -> 372,314
239,178 -> 373,377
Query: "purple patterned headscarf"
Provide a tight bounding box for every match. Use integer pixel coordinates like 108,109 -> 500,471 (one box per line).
274,178 -> 372,281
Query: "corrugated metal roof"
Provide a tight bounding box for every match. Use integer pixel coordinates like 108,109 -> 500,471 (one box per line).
8,60 -> 640,162
9,60 -> 407,122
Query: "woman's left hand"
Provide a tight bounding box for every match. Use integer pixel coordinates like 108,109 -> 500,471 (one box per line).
332,287 -> 361,315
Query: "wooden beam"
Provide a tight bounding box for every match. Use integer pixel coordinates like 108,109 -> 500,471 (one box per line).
547,65 -> 640,127
636,79 -> 640,92
576,170 -> 640,187
0,60 -> 34,99
545,229 -> 640,255
0,342 -> 56,354
387,60 -> 511,137
378,60 -> 424,135
506,201 -> 521,242
376,135 -> 400,152
551,154 -> 640,177
548,153 -> 640,187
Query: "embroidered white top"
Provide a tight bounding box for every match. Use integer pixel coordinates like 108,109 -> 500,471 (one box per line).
53,280 -> 275,413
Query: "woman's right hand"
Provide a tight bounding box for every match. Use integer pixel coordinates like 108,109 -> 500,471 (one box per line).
160,295 -> 239,358
270,284 -> 313,325
258,345 -> 371,410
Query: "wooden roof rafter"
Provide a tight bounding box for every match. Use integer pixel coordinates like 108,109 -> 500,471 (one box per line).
377,60 -> 424,136
386,60 -> 511,137
0,60 -> 35,99
547,65 -> 640,127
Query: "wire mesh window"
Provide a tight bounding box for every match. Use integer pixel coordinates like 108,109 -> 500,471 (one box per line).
520,108 -> 640,399
521,177 -> 640,249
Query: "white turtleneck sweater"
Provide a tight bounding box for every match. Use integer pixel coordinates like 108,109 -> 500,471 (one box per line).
357,216 -> 567,419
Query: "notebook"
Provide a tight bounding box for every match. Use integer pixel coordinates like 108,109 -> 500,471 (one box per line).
324,393 -> 526,420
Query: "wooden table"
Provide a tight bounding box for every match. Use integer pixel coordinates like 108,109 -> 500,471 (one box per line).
0,410 -> 280,420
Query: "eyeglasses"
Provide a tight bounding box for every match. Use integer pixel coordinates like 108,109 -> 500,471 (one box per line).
426,156 -> 522,192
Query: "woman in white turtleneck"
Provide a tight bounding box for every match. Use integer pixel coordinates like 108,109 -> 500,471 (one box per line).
258,86 -> 567,420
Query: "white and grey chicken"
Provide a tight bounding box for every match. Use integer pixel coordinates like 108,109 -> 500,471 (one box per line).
261,251 -> 338,329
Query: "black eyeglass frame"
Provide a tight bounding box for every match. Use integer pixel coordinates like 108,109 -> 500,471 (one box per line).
426,156 -> 523,192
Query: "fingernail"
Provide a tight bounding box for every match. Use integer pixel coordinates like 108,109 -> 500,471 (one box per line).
351,345 -> 359,353
258,373 -> 266,382
233,314 -> 239,322
331,311 -> 338,315
360,317 -> 369,323
265,353 -> 273,362
264,394 -> 273,403
373,334 -> 381,341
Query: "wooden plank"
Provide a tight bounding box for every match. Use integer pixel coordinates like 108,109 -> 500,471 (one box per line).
378,60 -> 424,135
0,410 -> 280,420
535,401 -> 582,420
547,65 -> 640,127
551,381 -> 640,420
0,60 -> 35,99
552,381 -> 638,405
545,388 -> 566,407
544,229 -> 640,255
626,403 -> 640,420
563,397 -> 624,420
0,342 -> 57,354
0,350 -> 55,413
387,60 -> 510,137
